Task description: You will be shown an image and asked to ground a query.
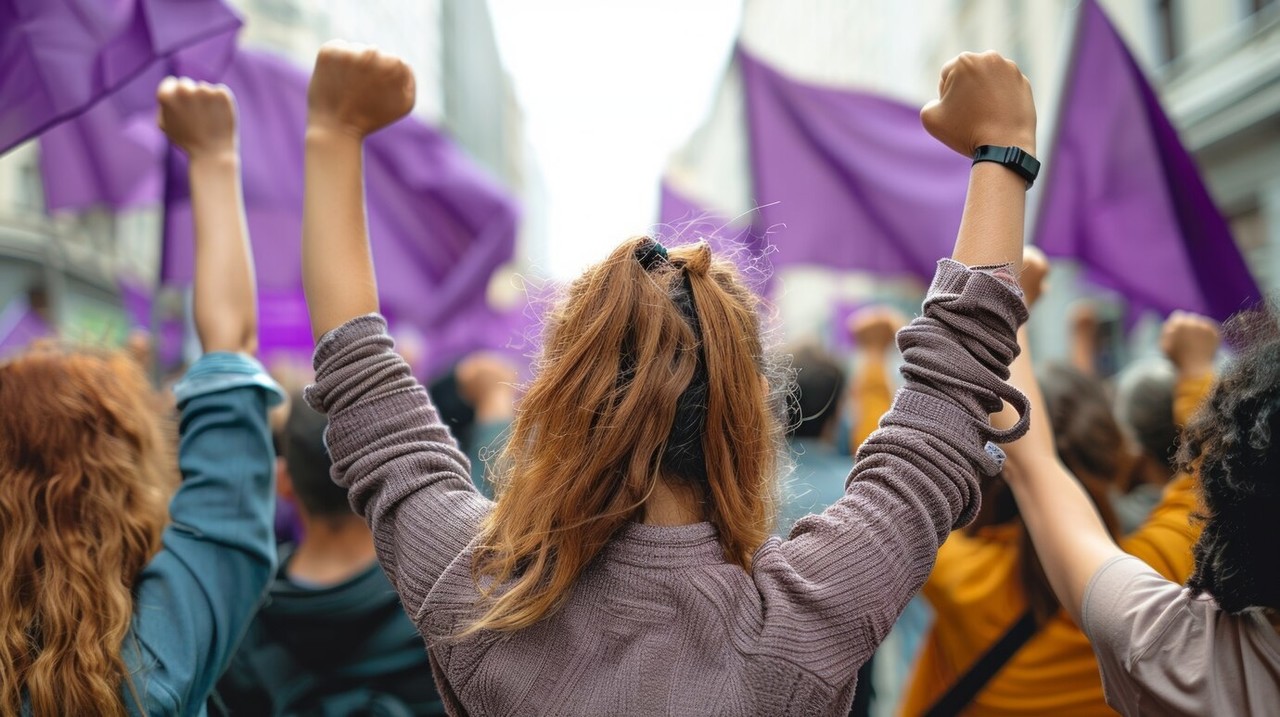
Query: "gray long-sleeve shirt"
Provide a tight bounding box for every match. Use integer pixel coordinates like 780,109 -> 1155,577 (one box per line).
305,259 -> 1029,716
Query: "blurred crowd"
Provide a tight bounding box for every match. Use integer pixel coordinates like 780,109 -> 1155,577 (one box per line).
1,36 -> 1277,717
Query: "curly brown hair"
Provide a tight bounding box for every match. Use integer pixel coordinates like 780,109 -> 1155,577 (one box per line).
0,348 -> 174,716
1177,305 -> 1280,614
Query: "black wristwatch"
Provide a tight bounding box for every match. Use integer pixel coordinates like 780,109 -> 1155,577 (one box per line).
972,145 -> 1041,189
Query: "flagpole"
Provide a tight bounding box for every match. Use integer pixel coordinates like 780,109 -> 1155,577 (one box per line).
1027,0 -> 1086,244
153,55 -> 180,384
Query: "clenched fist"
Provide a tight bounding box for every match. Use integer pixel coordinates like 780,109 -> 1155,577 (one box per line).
921,51 -> 1036,158
849,306 -> 908,354
157,78 -> 236,158
1018,246 -> 1050,308
1160,311 -> 1220,379
307,40 -> 415,138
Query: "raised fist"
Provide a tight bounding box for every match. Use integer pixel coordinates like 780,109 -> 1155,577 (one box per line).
307,40 -> 415,138
849,306 -> 908,354
456,353 -> 519,406
1160,311 -> 1220,378
1018,246 -> 1049,307
157,77 -> 236,158
921,51 -> 1036,158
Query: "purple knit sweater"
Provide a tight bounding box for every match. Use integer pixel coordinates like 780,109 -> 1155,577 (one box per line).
305,259 -> 1029,716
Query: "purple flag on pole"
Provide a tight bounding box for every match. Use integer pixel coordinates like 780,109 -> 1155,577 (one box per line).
0,298 -> 52,357
39,18 -> 242,211
1036,0 -> 1260,321
39,47 -> 519,369
155,50 -> 519,364
740,47 -> 970,281
1,0 -> 241,155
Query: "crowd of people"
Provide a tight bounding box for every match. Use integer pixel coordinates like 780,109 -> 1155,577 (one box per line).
0,41 -> 1276,717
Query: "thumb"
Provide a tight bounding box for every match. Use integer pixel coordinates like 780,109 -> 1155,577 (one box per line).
919,100 -> 942,136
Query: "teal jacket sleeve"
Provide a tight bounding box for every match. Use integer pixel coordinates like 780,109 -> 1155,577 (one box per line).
125,353 -> 283,716
468,418 -> 511,498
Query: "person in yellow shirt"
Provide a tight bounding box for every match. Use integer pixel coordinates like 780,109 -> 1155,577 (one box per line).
898,253 -> 1213,716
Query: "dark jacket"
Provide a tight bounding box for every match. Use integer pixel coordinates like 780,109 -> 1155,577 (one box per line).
214,546 -> 444,716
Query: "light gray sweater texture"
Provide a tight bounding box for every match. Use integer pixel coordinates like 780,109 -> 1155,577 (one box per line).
305,259 -> 1029,716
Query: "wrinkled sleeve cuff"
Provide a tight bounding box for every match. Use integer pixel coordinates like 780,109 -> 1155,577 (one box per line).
173,352 -> 285,407
929,258 -> 1025,300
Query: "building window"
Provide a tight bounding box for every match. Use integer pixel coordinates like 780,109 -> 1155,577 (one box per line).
17,159 -> 42,212
1156,0 -> 1180,63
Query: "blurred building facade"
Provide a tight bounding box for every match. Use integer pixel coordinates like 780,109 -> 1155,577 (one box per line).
0,0 -> 539,350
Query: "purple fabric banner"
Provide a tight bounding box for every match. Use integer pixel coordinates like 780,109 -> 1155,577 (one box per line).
0,298 -> 53,357
1036,0 -> 1261,321
40,48 -> 519,368
158,50 -> 519,363
414,293 -> 545,381
119,279 -> 153,327
740,47 -> 970,282
1,0 -> 241,155
39,19 -> 242,211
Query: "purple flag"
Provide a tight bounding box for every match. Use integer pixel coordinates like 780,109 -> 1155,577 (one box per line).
39,85 -> 167,210
1,0 -> 241,155
39,47 -> 519,369
740,47 -> 971,281
40,26 -> 242,211
1036,0 -> 1261,321
0,298 -> 53,357
157,50 -> 519,362
414,294 -> 545,381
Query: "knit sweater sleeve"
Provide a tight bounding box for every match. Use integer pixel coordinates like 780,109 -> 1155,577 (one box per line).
305,314 -> 493,617
754,259 -> 1030,682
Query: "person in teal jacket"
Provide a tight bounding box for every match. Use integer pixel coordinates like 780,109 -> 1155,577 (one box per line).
0,78 -> 281,715
213,395 -> 443,715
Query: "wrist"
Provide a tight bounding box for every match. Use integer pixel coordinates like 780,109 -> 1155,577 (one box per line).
1175,359 -> 1214,382
474,387 -> 516,423
188,148 -> 239,169
306,119 -> 365,146
973,133 -> 1036,157
857,344 -> 892,357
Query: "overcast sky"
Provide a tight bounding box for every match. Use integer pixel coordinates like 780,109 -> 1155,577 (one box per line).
487,0 -> 742,278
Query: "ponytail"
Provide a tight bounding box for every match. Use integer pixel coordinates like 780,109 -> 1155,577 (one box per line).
466,237 -> 780,634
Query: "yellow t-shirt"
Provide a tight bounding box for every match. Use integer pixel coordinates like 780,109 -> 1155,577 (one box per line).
897,375 -> 1210,716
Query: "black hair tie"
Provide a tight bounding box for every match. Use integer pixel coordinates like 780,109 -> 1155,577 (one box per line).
636,239 -> 669,270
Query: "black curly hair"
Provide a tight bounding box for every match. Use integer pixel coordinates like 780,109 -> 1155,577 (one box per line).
1176,304 -> 1280,614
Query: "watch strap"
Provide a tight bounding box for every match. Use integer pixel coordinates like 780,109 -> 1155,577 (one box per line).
972,145 -> 1041,188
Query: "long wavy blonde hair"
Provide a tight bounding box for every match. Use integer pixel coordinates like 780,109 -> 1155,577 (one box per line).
468,237 -> 782,634
0,348 -> 174,716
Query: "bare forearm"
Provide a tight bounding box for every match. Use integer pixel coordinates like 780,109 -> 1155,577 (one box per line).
1005,456 -> 1120,625
850,353 -> 892,450
1070,336 -> 1098,377
302,128 -> 380,340
993,326 -> 1053,456
190,152 -> 257,354
951,163 -> 1029,270
997,325 -> 1121,624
